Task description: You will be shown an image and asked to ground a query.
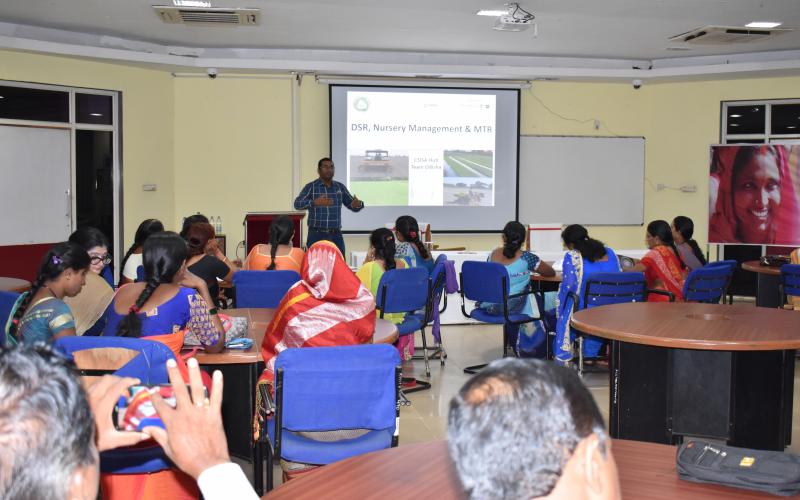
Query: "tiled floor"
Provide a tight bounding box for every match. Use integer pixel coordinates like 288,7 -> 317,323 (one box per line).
250,310 -> 800,489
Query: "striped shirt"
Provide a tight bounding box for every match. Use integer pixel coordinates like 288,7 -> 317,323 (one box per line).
293,179 -> 364,229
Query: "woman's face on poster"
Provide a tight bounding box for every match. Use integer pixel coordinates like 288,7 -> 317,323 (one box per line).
733,152 -> 781,242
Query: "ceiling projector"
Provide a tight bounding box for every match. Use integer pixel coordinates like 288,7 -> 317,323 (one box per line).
493,14 -> 534,31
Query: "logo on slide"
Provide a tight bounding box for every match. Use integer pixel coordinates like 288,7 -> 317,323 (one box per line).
353,97 -> 370,112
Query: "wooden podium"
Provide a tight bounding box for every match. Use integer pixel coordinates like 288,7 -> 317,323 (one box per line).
243,212 -> 306,253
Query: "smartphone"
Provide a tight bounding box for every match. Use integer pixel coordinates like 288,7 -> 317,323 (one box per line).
113,385 -> 206,431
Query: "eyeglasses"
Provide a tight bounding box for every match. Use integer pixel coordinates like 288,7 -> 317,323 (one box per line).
90,255 -> 112,265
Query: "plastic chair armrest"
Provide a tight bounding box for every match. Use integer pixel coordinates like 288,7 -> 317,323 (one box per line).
647,289 -> 675,302
257,384 -> 275,451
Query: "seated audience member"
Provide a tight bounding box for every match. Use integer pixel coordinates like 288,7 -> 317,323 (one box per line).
183,222 -> 237,306
179,213 -> 210,239
394,215 -> 434,271
243,215 -> 304,273
260,240 -> 375,391
119,219 -> 164,286
5,242 -> 89,345
554,225 -> 621,365
479,221 -> 555,357
671,216 -> 707,271
356,228 -> 410,359
448,358 -> 620,500
105,231 -> 224,356
69,226 -> 115,286
0,344 -> 257,500
66,227 -> 115,336
626,220 -> 687,302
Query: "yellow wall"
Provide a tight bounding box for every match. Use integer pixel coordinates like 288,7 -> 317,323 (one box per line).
0,49 -> 175,250
3,47 -> 800,260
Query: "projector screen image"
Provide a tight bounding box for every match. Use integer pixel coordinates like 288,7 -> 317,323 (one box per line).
330,85 -> 519,232
709,144 -> 800,245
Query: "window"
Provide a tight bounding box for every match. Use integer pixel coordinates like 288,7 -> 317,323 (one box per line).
722,98 -> 800,143
0,85 -> 69,122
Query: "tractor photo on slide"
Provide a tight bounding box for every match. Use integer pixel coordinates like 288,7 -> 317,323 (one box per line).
358,149 -> 390,174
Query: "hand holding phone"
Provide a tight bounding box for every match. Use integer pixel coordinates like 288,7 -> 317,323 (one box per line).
86,375 -> 150,452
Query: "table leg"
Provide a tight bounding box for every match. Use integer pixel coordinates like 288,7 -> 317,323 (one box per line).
251,362 -> 264,496
755,273 -> 781,308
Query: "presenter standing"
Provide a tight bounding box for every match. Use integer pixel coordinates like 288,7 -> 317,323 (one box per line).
294,157 -> 364,256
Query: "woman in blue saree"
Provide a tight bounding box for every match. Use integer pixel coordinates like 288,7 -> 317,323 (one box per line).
554,225 -> 621,365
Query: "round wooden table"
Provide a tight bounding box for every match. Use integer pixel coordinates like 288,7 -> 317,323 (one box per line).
741,260 -> 783,307
264,439 -> 779,499
572,302 -> 800,451
0,277 -> 31,293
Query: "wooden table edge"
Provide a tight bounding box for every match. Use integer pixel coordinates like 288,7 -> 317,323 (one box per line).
741,260 -> 782,276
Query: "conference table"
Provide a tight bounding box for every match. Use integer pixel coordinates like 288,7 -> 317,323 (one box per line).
571,302 -> 800,451
264,439 -> 783,499
0,277 -> 31,293
741,260 -> 783,307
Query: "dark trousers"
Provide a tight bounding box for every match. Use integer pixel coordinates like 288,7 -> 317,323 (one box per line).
306,228 -> 346,258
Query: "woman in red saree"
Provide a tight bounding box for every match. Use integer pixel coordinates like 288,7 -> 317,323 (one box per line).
709,145 -> 800,245
628,220 -> 687,302
259,240 -> 375,388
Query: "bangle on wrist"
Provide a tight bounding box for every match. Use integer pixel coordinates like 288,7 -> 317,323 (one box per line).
208,307 -> 218,315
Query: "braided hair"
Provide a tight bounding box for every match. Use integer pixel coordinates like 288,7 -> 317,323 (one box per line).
647,220 -> 686,269
370,228 -> 397,271
561,224 -> 607,262
8,242 -> 90,341
502,221 -> 526,259
117,231 -> 187,338
267,216 -> 294,270
395,215 -> 430,260
118,219 -> 164,286
672,216 -> 706,266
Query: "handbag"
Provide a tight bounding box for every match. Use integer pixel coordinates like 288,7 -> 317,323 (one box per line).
183,313 -> 248,346
677,440 -> 800,496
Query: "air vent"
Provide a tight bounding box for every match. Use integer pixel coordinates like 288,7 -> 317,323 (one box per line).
153,6 -> 260,25
669,25 -> 791,45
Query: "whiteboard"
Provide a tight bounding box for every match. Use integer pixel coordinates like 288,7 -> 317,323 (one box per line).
519,136 -> 645,225
0,125 -> 72,245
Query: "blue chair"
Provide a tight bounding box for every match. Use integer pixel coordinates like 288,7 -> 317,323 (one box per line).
233,270 -> 301,308
682,266 -> 732,304
54,336 -> 176,474
412,256 -> 450,366
376,267 -> 431,391
779,264 -> 800,309
261,344 -> 401,491
567,272 -> 655,374
705,260 -> 737,303
135,265 -> 144,282
0,291 -> 20,346
459,261 -> 543,374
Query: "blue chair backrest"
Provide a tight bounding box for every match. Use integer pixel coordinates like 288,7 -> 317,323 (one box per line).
135,265 -> 145,282
683,266 -> 730,303
434,254 -> 447,267
275,345 -> 400,433
233,270 -> 301,308
706,259 -> 737,271
101,266 -> 115,287
461,261 -> 509,304
376,267 -> 429,315
582,272 -> 647,309
781,264 -> 800,296
0,291 -> 20,347
54,336 -> 176,384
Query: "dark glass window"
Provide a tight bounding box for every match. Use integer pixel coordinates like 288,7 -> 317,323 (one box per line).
771,104 -> 800,135
76,93 -> 113,125
726,105 -> 765,135
0,85 -> 69,122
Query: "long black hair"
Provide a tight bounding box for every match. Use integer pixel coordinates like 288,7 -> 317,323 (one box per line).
395,215 -> 430,260
267,216 -> 294,270
561,224 -> 607,262
647,220 -> 685,269
8,242 -> 90,341
370,228 -> 397,271
117,232 -> 187,338
502,221 -> 526,259
672,216 -> 706,266
118,219 -> 164,286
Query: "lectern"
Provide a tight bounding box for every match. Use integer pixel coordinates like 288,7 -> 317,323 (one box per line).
243,212 -> 306,252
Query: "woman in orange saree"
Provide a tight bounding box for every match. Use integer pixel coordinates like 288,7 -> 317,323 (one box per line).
628,220 -> 687,302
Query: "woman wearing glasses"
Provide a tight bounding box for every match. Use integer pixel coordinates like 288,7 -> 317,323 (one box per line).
65,227 -> 115,335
